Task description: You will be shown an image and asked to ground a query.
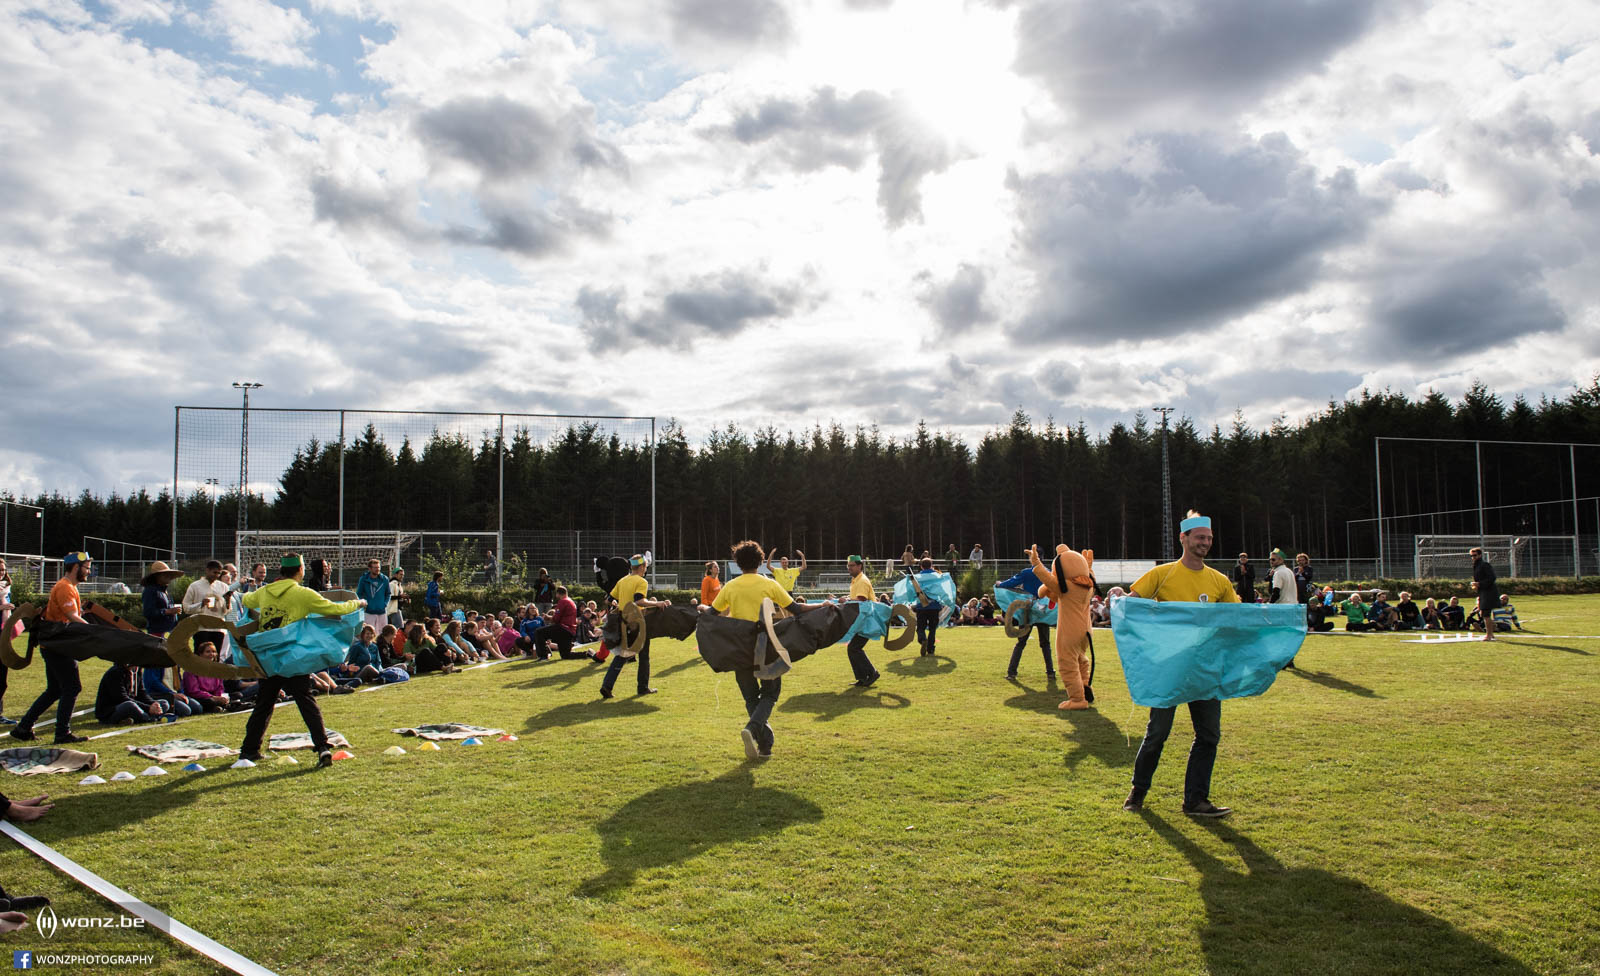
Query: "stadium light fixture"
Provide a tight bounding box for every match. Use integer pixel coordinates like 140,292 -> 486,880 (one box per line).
232,382 -> 263,546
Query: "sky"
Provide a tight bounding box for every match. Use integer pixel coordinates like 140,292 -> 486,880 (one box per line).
1,0 -> 1597,498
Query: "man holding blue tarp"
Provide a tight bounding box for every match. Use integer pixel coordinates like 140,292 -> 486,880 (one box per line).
996,556 -> 1054,680
1123,510 -> 1240,819
239,554 -> 362,768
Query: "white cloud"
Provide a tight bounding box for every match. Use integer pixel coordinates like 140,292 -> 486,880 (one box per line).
202,0 -> 319,67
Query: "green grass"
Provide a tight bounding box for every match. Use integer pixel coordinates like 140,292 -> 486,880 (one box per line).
1,596 -> 1597,974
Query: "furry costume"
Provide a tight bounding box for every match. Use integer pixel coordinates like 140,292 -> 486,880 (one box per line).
1028,544 -> 1095,710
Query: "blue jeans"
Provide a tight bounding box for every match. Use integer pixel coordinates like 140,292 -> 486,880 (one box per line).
1008,624 -> 1053,675
103,700 -> 156,724
1131,699 -> 1222,806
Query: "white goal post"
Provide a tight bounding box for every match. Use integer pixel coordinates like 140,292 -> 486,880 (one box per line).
1413,534 -> 1578,579
235,530 -> 420,581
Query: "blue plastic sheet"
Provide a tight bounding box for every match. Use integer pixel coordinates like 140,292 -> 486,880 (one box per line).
992,586 -> 1058,626
245,610 -> 361,678
1110,598 -> 1306,708
833,600 -> 894,645
893,572 -> 958,627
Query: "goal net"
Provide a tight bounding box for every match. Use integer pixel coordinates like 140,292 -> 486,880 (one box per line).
236,530 -> 420,584
1413,534 -> 1577,578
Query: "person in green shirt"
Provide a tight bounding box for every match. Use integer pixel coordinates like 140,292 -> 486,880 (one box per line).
238,553 -> 363,767
1337,592 -> 1373,632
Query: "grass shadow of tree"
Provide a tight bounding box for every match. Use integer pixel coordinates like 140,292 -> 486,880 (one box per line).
779,690 -> 911,722
1142,813 -> 1537,976
577,765 -> 823,899
885,654 -> 956,677
522,699 -> 659,734
1287,668 -> 1383,698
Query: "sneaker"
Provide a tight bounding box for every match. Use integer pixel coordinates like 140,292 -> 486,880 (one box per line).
1123,788 -> 1146,812
1005,672 -> 1018,679
7,727 -> 35,741
238,752 -> 263,762
637,687 -> 658,695
317,750 -> 334,768
599,689 -> 614,700
740,727 -> 759,760
0,716 -> 16,726
54,733 -> 88,744
1182,799 -> 1232,819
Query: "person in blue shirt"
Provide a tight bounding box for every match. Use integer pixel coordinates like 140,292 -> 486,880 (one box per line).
335,624 -> 385,686
141,666 -> 196,718
906,557 -> 948,656
356,559 -> 390,634
140,561 -> 183,638
425,571 -> 444,619
997,557 -> 1054,679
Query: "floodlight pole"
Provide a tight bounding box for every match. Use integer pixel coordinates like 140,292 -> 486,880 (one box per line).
232,383 -> 262,551
1154,407 -> 1174,562
205,478 -> 220,560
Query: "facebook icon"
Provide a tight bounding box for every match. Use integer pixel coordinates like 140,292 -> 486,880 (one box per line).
11,950 -> 30,969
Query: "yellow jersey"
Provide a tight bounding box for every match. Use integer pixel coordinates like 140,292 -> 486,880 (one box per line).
1129,561 -> 1240,604
713,573 -> 795,622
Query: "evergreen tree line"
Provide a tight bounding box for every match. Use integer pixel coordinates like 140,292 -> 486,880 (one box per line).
11,381 -> 1600,565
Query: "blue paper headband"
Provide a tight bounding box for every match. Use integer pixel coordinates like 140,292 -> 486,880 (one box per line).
1180,515 -> 1211,533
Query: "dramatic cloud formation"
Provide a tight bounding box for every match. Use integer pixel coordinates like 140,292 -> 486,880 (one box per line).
0,0 -> 1594,496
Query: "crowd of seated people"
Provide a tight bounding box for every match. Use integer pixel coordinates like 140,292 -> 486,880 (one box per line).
1304,586 -> 1506,634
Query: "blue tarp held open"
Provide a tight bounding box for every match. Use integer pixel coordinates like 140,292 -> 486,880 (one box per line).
1110,598 -> 1306,708
992,586 -> 1058,626
246,610 -> 360,677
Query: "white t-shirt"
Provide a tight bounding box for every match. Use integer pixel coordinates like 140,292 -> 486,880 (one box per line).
969,547 -> 984,567
182,578 -> 229,614
387,579 -> 404,615
1271,565 -> 1298,604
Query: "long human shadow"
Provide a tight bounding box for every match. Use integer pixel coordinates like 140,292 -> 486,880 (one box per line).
1508,641 -> 1592,656
577,765 -> 823,898
653,655 -> 705,678
779,690 -> 911,722
1287,667 -> 1383,698
1003,677 -> 1133,771
1142,813 -> 1537,975
522,699 -> 659,734
34,766 -> 312,839
885,654 -> 957,677
510,661 -> 605,692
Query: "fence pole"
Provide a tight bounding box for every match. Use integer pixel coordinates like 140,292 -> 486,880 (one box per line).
337,410 -> 346,589
1572,445 -> 1581,579
1475,441 -> 1485,542
172,407 -> 180,561
650,417 -> 657,585
1374,438 -> 1384,578
497,415 -> 505,572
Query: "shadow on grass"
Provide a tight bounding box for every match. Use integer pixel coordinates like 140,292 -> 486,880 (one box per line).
577,765 -> 823,899
1287,667 -> 1383,698
885,654 -> 957,677
509,662 -> 605,692
654,655 -> 705,678
1509,641 -> 1592,656
779,690 -> 911,722
40,767 -> 314,839
522,699 -> 659,734
1142,813 -> 1537,975
1004,677 -> 1134,770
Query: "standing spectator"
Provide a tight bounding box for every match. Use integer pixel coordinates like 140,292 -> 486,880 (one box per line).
11,552 -> 96,743
242,563 -> 267,593
1293,553 -> 1314,603
1470,547 -> 1501,642
900,545 -> 916,571
182,559 -> 230,661
1231,553 -> 1256,603
305,559 -> 331,592
532,569 -> 556,611
424,571 -> 444,619
968,543 -> 984,569
140,561 -> 183,639
1266,548 -> 1299,669
765,548 -> 806,593
700,561 -> 722,608
387,569 -> 407,629
944,544 -> 961,572
356,559 -> 390,635
0,559 -> 12,725
482,548 -> 500,584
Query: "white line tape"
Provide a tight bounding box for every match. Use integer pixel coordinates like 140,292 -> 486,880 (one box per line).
1,820 -> 278,976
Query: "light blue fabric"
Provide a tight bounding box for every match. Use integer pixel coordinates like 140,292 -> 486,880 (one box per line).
833,600 -> 895,645
992,586 -> 1058,626
893,572 -> 958,627
246,610 -> 361,678
1110,598 -> 1306,708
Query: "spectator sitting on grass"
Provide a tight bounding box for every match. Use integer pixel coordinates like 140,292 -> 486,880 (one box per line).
1492,594 -> 1522,630
440,620 -> 475,664
96,661 -> 166,725
338,624 -> 385,685
959,598 -> 980,624
405,623 -> 450,674
1338,592 -> 1374,632
1090,595 -> 1110,627
1305,598 -> 1334,632
1440,596 -> 1466,630
180,643 -> 232,712
1368,591 -> 1398,630
976,594 -> 996,623
1394,592 -> 1421,630
379,624 -> 410,669
142,666 -> 197,718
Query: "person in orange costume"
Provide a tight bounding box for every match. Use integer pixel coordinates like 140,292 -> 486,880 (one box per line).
1028,544 -> 1096,710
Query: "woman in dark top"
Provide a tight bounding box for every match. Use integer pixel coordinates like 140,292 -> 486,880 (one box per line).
306,559 -> 330,592
1470,547 -> 1501,641
1294,553 -> 1314,603
1231,553 -> 1257,603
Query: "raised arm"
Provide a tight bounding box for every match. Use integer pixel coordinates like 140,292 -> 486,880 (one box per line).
1027,545 -> 1062,601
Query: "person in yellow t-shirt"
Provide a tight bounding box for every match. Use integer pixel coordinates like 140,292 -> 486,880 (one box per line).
1123,510 -> 1239,819
713,541 -> 795,759
600,555 -> 669,699
764,548 -> 807,592
843,555 -> 880,687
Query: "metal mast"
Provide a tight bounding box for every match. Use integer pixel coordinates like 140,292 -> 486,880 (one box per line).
233,382 -> 262,537
1154,406 -> 1175,561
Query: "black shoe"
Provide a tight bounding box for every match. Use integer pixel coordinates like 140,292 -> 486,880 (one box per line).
858,673 -> 879,688
8,727 -> 35,741
1182,799 -> 1232,818
1123,788 -> 1146,812
54,732 -> 88,744
317,750 -> 334,768
1006,672 -> 1019,679
637,687 -> 658,696
599,689 -> 614,699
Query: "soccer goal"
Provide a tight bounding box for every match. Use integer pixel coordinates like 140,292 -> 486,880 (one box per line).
236,530 -> 420,582
1413,534 -> 1578,578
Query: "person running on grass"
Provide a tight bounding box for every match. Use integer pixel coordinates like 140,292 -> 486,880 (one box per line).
843,555 -> 880,687
712,540 -> 796,759
11,552 -> 96,744
1123,510 -> 1240,819
599,555 -> 669,699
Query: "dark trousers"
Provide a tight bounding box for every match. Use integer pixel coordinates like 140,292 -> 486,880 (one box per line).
1008,624 -> 1053,676
915,604 -> 941,651
845,635 -> 877,682
535,624 -> 582,658
734,670 -> 781,750
241,674 -> 329,756
1131,699 -> 1222,806
18,649 -> 82,736
600,638 -> 651,695
101,700 -> 156,724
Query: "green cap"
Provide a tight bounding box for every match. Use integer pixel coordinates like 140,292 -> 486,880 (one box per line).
280,554 -> 304,570
1270,548 -> 1289,561
847,555 -> 864,565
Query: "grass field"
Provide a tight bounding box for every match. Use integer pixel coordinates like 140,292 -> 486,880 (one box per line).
0,596 -> 1596,975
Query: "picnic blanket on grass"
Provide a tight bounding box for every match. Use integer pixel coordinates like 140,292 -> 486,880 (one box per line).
126,739 -> 236,763
391,724 -> 506,740
268,730 -> 350,751
0,747 -> 100,775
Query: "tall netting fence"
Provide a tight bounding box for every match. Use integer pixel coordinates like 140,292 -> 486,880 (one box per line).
175,407 -> 654,589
